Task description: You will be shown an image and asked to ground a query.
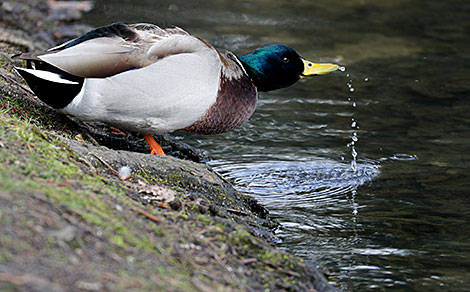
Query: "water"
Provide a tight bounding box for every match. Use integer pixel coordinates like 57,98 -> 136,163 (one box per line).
83,1 -> 470,290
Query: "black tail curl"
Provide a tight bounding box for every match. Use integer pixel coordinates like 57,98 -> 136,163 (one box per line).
16,64 -> 84,109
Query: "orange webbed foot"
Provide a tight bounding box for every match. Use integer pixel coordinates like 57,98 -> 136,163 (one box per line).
143,134 -> 166,156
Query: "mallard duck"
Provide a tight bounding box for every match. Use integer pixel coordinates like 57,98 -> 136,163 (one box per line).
15,22 -> 339,155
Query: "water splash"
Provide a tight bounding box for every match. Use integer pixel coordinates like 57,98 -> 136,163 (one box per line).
213,160 -> 380,209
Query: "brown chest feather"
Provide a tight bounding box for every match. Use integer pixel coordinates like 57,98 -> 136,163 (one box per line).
183,73 -> 257,135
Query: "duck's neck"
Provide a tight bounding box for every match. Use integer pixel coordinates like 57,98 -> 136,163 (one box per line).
238,53 -> 271,92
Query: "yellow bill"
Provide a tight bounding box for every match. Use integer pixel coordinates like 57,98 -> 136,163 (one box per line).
301,59 -> 339,78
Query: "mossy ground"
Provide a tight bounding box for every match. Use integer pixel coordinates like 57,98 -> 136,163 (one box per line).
0,1 -> 339,291
0,108 -> 334,291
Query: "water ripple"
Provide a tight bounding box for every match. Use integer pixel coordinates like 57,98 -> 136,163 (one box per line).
213,160 -> 380,209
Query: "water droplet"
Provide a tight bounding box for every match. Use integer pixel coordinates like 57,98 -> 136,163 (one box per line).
351,159 -> 358,172
339,66 -> 346,72
352,147 -> 358,157
344,72 -> 359,173
364,77 -> 369,82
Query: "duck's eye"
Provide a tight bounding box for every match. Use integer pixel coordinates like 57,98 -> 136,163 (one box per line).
282,57 -> 290,64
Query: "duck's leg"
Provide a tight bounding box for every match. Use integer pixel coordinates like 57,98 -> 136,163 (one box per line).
143,134 -> 166,156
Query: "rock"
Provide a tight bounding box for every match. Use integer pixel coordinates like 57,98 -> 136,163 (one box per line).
50,225 -> 77,242
75,280 -> 103,291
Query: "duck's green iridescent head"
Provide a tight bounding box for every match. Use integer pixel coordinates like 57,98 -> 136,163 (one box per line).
238,44 -> 339,92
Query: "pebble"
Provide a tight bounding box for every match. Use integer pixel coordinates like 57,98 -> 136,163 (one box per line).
75,280 -> 103,291
50,225 -> 77,242
118,166 -> 131,180
2,2 -> 14,13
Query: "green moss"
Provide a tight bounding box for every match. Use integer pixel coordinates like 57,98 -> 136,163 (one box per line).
153,265 -> 168,275
0,252 -> 11,263
135,168 -> 154,181
196,214 -> 213,224
110,235 -> 125,248
178,213 -> 189,220
152,226 -> 166,237
167,172 -> 187,186
0,87 -> 326,291
0,114 -> 137,247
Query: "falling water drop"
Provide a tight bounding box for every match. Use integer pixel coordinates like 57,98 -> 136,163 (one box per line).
352,133 -> 358,142
341,67 -> 361,226
351,146 -> 358,158
351,146 -> 358,172
351,189 -> 358,216
344,71 -> 359,172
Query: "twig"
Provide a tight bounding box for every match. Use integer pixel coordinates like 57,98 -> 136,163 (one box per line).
261,260 -> 301,277
131,207 -> 162,223
242,258 -> 301,277
77,156 -> 97,173
155,202 -> 171,210
226,208 -> 249,216
241,258 -> 258,265
49,181 -> 71,188
91,154 -> 119,176
109,126 -> 127,137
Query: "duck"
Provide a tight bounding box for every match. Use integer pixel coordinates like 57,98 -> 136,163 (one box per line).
15,22 -> 339,156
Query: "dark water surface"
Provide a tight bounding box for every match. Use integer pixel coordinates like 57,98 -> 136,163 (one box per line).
84,1 -> 470,291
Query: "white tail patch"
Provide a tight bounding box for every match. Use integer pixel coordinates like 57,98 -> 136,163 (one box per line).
15,68 -> 79,85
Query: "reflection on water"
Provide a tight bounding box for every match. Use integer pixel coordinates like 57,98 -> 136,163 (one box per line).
84,0 -> 470,290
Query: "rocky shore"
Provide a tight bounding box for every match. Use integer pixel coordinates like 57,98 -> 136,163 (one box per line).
0,1 -> 339,291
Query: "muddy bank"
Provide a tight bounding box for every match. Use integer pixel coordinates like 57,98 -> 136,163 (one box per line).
0,1 -> 339,291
